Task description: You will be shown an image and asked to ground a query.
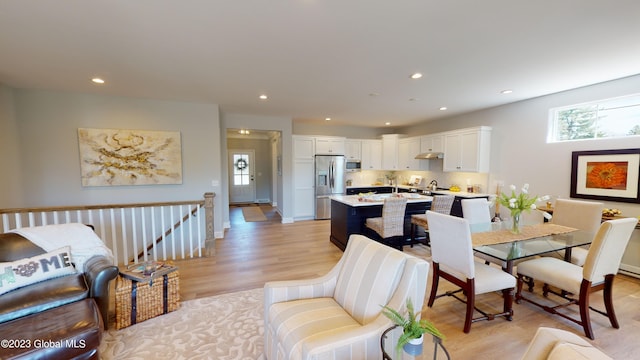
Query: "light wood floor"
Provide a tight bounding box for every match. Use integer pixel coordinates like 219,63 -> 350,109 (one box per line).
175,205 -> 640,359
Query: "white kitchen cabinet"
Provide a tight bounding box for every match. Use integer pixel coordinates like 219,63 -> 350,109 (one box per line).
381,134 -> 400,170
443,126 -> 491,172
292,136 -> 316,219
361,139 -> 382,170
314,136 -> 346,155
420,134 -> 443,153
293,135 -> 315,159
344,139 -> 362,160
398,136 -> 427,170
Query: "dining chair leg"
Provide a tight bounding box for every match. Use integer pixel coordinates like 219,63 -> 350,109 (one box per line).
603,275 -> 619,329
463,279 -> 475,333
502,288 -> 514,321
428,263 -> 441,307
578,280 -> 594,340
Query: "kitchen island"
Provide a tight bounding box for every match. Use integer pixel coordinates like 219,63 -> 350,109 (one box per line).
329,194 -> 433,251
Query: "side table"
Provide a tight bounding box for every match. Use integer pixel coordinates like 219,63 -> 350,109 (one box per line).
381,325 -> 450,360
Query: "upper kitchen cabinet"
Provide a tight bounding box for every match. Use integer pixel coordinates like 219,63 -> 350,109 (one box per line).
443,126 -> 491,173
399,136 -> 427,170
381,134 -> 400,170
293,135 -> 315,159
361,139 -> 382,170
420,134 -> 443,153
314,136 -> 346,155
344,139 -> 362,160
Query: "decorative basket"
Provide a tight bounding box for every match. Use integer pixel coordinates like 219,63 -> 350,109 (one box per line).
115,270 -> 180,329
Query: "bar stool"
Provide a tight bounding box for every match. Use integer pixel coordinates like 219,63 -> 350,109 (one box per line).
410,195 -> 455,246
365,196 -> 408,250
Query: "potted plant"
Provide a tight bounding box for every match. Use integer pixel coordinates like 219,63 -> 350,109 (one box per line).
381,298 -> 444,356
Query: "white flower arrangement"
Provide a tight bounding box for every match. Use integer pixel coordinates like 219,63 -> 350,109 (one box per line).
498,184 -> 551,232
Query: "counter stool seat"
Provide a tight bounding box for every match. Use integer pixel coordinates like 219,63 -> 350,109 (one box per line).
410,195 -> 454,246
365,196 -> 407,250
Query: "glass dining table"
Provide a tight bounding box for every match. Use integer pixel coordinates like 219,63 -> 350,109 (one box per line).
470,221 -> 595,274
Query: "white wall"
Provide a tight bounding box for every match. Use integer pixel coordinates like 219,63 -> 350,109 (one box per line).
293,122 -> 392,139
400,74 -> 640,217
7,89 -> 225,236
0,85 -> 24,207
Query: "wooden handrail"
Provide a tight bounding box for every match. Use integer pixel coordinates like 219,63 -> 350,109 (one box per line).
0,200 -> 205,214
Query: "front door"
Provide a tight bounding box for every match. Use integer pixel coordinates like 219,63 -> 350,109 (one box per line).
229,150 -> 256,203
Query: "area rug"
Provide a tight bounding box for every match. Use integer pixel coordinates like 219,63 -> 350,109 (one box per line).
241,206 -> 268,222
99,288 -> 265,359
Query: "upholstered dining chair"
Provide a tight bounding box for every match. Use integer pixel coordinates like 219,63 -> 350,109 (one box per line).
461,198 -> 503,266
365,196 -> 408,250
548,198 -> 604,266
515,217 -> 637,340
426,211 -> 516,333
461,198 -> 492,224
263,234 -> 429,360
410,194 -> 455,246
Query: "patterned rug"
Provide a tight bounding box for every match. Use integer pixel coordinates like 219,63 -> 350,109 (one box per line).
99,288 -> 265,359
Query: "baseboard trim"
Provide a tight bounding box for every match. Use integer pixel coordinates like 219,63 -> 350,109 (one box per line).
620,263 -> 640,279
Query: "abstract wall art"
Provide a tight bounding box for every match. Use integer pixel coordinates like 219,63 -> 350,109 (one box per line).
78,128 -> 183,186
570,148 -> 640,203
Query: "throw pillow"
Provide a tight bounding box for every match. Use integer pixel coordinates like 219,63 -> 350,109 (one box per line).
0,246 -> 77,295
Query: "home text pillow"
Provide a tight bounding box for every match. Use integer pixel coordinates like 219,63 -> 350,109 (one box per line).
0,246 -> 77,295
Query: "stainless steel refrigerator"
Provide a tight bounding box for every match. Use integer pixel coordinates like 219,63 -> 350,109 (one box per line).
315,155 -> 345,219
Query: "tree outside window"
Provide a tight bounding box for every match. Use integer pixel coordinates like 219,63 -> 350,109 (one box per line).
550,94 -> 640,142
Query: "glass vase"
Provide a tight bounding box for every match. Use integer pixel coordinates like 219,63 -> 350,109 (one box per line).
510,210 -> 522,234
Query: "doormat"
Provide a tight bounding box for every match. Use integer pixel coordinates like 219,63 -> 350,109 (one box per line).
242,206 -> 268,222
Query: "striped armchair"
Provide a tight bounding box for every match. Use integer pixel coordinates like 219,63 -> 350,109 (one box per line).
264,234 -> 429,360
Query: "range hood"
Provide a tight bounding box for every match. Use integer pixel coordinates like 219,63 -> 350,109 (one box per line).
414,152 -> 444,160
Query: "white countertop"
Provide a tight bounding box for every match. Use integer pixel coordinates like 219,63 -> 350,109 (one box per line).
330,194 -> 433,207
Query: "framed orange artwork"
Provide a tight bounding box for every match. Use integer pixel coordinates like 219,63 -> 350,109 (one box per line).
570,148 -> 640,203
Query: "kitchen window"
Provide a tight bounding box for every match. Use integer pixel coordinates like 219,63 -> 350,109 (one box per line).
548,93 -> 640,142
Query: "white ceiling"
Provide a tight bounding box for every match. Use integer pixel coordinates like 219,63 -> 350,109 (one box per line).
2,1 -> 639,128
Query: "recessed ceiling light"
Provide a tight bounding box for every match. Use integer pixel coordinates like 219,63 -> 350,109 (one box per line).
410,73 -> 423,79
439,107 -> 448,111
325,117 -> 331,121
91,78 -> 105,84
385,122 -> 391,126
501,89 -> 513,94
259,94 -> 268,100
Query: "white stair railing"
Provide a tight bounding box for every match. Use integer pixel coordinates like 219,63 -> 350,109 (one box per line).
0,192 -> 215,266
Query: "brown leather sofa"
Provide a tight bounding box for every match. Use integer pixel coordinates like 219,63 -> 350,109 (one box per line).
0,231 -> 118,359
